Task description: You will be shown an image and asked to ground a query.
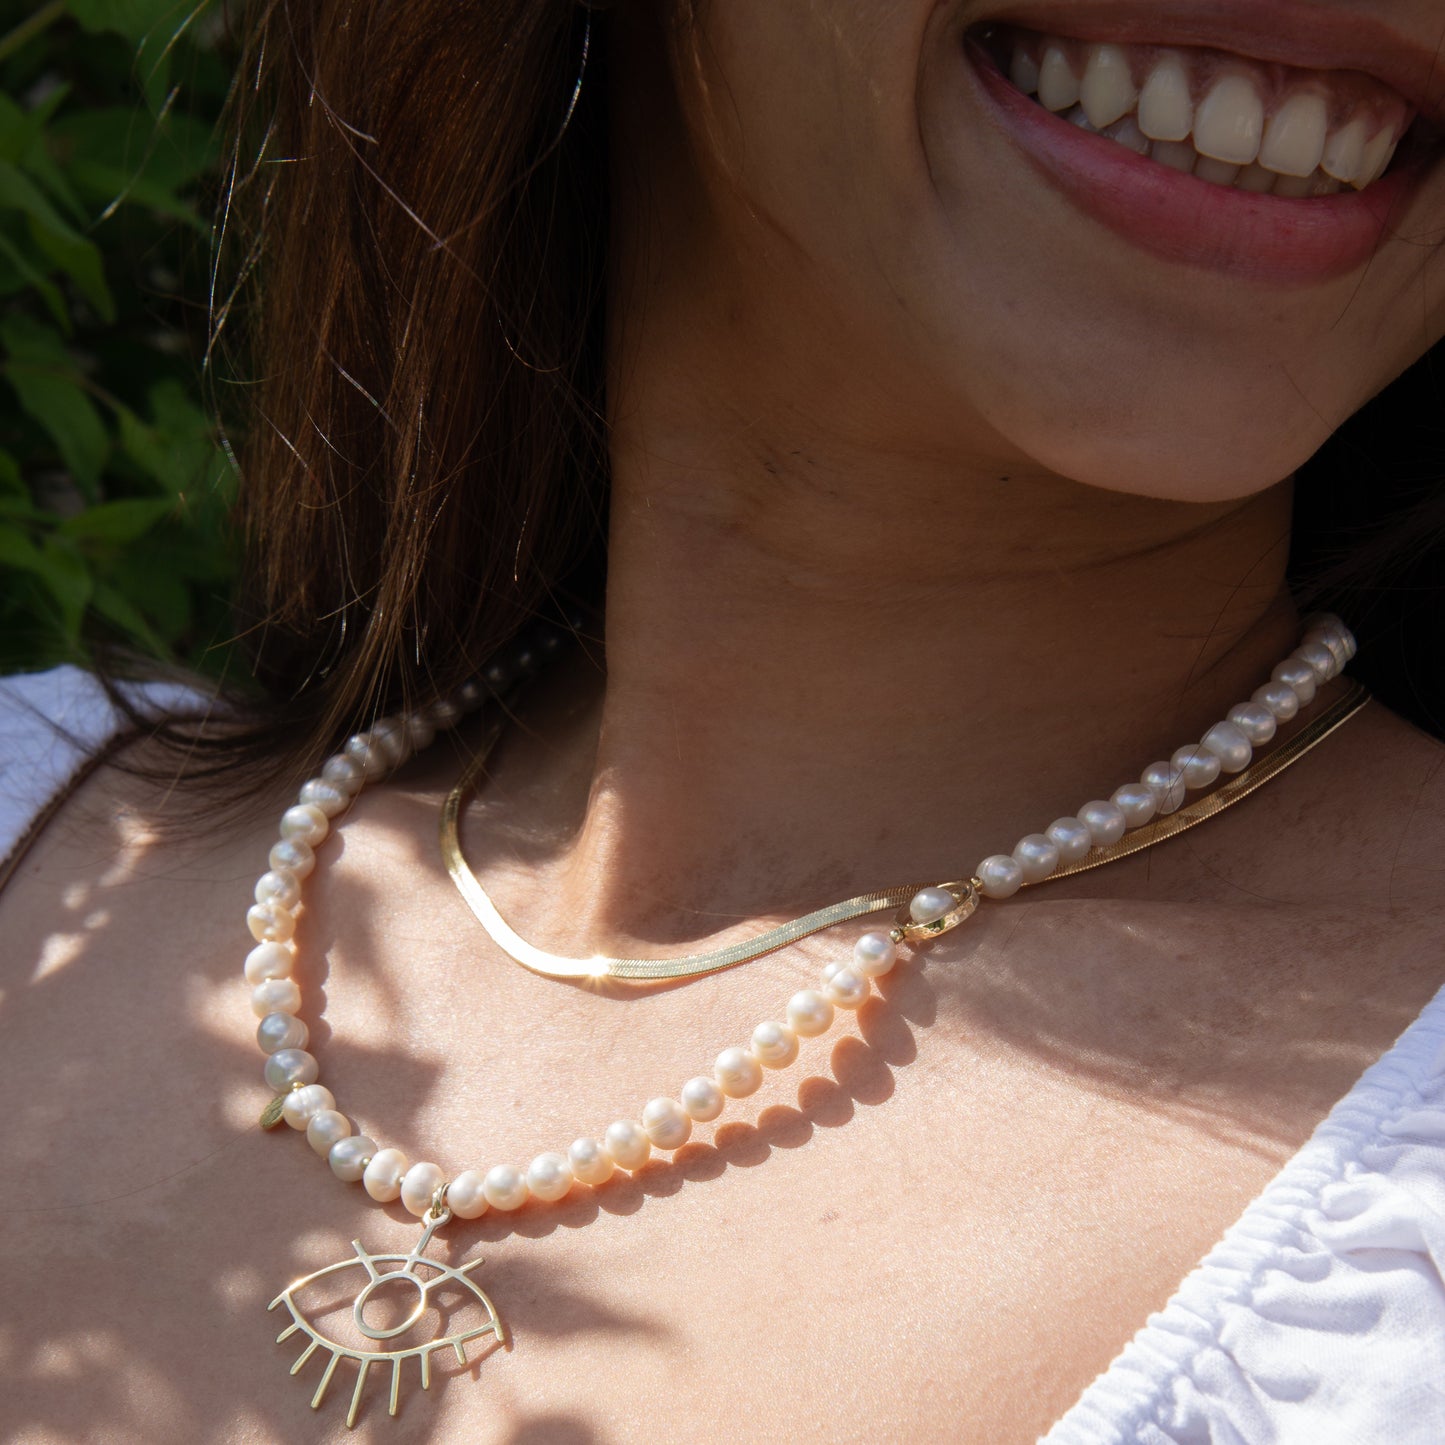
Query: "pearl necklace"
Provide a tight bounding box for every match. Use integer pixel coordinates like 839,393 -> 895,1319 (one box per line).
247,614 -> 1360,1428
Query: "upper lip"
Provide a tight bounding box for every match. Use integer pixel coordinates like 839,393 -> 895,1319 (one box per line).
975,0 -> 1445,127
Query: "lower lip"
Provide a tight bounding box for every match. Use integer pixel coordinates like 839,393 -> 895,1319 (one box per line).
965,37 -> 1430,285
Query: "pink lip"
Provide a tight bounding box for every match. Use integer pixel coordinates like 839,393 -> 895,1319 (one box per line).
966,37 -> 1436,285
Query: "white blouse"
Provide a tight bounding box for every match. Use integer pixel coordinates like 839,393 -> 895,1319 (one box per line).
4,666 -> 1443,1443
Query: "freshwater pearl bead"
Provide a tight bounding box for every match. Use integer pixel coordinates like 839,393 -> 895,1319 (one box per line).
821,964 -> 870,1010
344,733 -> 390,781
1140,762 -> 1186,815
977,854 -> 1024,899
269,838 -> 315,880
254,869 -> 301,910
401,1161 -> 447,1216
853,932 -> 897,978
909,886 -> 955,925
282,1083 -> 335,1130
781,995 -> 830,1045
1272,658 -> 1317,706
329,1134 -> 375,1182
244,941 -> 294,985
1012,833 -> 1060,882
456,678 -> 488,711
251,977 -> 302,1017
280,803 -> 329,848
1296,640 -> 1337,681
370,718 -> 410,768
257,1011 -> 308,1053
603,1120 -> 652,1170
680,1076 -> 725,1121
1227,701 -> 1277,746
483,1163 -> 530,1210
1252,681 -> 1300,721
246,901 -> 295,944
307,1109 -> 351,1157
567,1138 -> 616,1186
299,778 -> 349,818
641,1096 -> 693,1149
715,1046 -> 764,1098
750,1021 -> 799,1069
320,753 -> 365,795
1111,784 -> 1158,829
526,1153 -> 573,1201
363,1147 -> 409,1202
264,1047 -> 318,1091
405,714 -> 437,751
1200,720 -> 1253,773
1171,745 -> 1221,790
1046,816 -> 1092,863
1303,626 -> 1347,669
1078,800 -> 1127,846
446,1169 -> 490,1217
428,698 -> 463,730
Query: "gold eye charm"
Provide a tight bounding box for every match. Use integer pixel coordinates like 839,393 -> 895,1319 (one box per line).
269,1205 -> 504,1428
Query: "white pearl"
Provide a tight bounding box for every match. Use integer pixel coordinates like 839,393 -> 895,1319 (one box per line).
256,1011 -> 308,1053
307,1109 -> 351,1157
329,1134 -> 375,1182
786,989 -> 834,1037
299,778 -> 349,818
246,901 -> 296,944
852,932 -> 897,978
343,733 -> 390,781
282,1083 -> 335,1130
1171,744 -> 1222,790
821,964 -> 870,1010
254,869 -> 301,910
977,854 -> 1024,899
264,1047 -> 318,1091
446,1169 -> 490,1217
750,1021 -> 798,1069
715,1046 -> 764,1097
244,941 -> 294,985
483,1163 -> 530,1210
428,698 -> 463,730
1303,624 -> 1347,670
268,838 -> 315,880
251,978 -> 302,1017
369,718 -> 410,767
405,713 -> 437,751
1012,834 -> 1060,882
1111,783 -> 1157,829
363,1147 -> 409,1202
526,1152 -> 573,1202
402,1161 -> 447,1217
1140,762 -> 1186,815
1271,657 -> 1317,706
680,1076 -> 725,1121
908,886 -> 955,925
320,753 -> 366,795
603,1120 -> 652,1170
1252,681 -> 1300,722
641,1097 -> 693,1149
1200,720 -> 1253,773
280,803 -> 329,848
1227,701 -> 1277,745
1045,816 -> 1092,863
1078,799 -> 1127,846
1295,640 -> 1337,681
567,1138 -> 616,1186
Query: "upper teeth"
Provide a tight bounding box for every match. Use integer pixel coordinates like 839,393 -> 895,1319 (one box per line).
1004,30 -> 1410,194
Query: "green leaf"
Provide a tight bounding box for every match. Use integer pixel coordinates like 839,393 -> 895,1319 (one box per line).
117,380 -> 216,497
0,314 -> 108,497
65,0 -> 187,44
36,533 -> 93,639
25,215 -> 114,321
0,158 -> 89,247
59,496 -> 173,544
0,450 -> 25,500
0,228 -> 70,330
0,522 -> 48,576
91,576 -> 171,655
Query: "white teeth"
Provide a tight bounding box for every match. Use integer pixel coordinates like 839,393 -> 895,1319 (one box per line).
1137,53 -> 1194,142
1037,45 -> 1081,112
1194,156 -> 1242,185
1193,74 -> 1266,165
1152,140 -> 1198,173
1064,103 -> 1098,133
1235,163 -> 1277,192
1355,128 -> 1398,188
1080,44 -> 1139,129
1103,114 -> 1150,155
1258,91 -> 1329,176
1271,171 -> 1315,197
1321,116 -> 1369,183
1009,46 -> 1041,96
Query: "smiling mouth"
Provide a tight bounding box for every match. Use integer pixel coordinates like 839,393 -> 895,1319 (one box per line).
972,22 -> 1438,197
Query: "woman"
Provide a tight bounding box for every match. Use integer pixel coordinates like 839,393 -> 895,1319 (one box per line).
5,0 -> 1445,1439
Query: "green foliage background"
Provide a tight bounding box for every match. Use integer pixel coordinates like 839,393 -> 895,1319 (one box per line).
0,0 -> 235,677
